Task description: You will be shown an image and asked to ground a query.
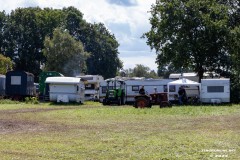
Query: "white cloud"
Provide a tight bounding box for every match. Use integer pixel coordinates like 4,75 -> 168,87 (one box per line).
0,0 -> 157,70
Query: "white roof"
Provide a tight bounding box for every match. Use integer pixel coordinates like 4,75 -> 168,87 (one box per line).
169,73 -> 197,79
168,78 -> 200,85
45,77 -> 81,84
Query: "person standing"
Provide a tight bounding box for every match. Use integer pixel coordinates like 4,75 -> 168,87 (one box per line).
178,86 -> 186,105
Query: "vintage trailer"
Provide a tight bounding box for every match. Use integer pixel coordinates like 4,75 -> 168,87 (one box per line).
45,77 -> 85,103
200,79 -> 230,103
76,75 -> 104,101
0,74 -> 6,97
99,78 -> 173,104
5,71 -> 35,99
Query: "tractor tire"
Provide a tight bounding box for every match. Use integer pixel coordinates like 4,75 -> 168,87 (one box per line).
103,99 -> 107,105
135,97 -> 149,108
160,102 -> 172,108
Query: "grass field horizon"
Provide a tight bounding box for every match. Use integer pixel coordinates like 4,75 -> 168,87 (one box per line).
0,101 -> 239,159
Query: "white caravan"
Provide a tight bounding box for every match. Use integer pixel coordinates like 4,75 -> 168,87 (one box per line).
45,77 -> 85,103
76,75 -> 104,101
200,79 -> 230,103
167,78 -> 201,104
99,78 -> 173,103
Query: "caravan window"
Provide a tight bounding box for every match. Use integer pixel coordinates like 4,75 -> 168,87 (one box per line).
169,85 -> 176,92
207,86 -> 224,93
85,84 -> 95,90
11,76 -> 21,85
163,85 -> 168,92
101,86 -> 113,93
132,86 -> 139,91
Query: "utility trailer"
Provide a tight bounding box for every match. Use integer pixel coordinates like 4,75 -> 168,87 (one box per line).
5,71 -> 35,100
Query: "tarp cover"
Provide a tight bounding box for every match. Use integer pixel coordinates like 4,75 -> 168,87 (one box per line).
168,78 -> 200,85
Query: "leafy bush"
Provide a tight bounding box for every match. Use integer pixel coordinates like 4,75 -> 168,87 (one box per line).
25,97 -> 39,104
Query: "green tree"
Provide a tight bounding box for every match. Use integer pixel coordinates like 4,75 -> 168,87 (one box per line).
85,23 -> 122,79
0,11 -> 6,51
126,64 -> 158,78
0,54 -> 13,74
43,28 -> 89,76
144,0 -> 231,82
3,8 -> 45,76
0,7 -> 122,79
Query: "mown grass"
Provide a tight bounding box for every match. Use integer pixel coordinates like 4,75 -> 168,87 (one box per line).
0,101 -> 239,159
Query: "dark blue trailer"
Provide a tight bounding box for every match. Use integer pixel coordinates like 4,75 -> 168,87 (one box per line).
5,71 -> 35,100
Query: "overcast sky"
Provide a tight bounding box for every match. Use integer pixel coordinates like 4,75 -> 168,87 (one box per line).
0,0 -> 157,71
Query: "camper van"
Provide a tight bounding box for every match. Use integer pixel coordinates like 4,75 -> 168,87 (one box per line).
200,79 -> 230,103
99,78 -> 173,104
76,75 -> 104,101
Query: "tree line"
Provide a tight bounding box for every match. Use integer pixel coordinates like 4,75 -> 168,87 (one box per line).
0,7 -> 122,79
144,0 -> 240,102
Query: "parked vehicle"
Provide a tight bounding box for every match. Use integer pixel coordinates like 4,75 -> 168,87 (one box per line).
45,77 -> 85,103
5,71 -> 35,100
76,75 -> 104,101
200,79 -> 230,103
134,92 -> 171,108
102,78 -> 126,105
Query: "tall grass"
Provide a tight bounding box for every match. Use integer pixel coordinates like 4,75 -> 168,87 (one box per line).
0,102 -> 239,159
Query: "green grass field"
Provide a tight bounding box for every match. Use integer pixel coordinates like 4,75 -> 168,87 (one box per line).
0,101 -> 239,159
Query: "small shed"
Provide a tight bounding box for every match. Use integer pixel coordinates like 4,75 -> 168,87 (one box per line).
167,78 -> 201,103
201,79 -> 230,103
5,71 -> 35,98
45,77 -> 85,103
0,74 -> 6,96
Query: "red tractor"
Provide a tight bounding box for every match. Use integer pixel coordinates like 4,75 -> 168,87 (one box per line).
133,92 -> 172,108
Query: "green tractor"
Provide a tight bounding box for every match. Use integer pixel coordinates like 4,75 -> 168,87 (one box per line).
103,79 -> 126,105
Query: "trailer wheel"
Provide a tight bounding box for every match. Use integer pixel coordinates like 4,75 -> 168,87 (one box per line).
135,97 -> 149,108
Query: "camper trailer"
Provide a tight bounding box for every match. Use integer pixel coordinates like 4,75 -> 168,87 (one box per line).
99,78 -> 173,104
200,79 -> 230,103
45,77 -> 85,103
76,75 -> 104,101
